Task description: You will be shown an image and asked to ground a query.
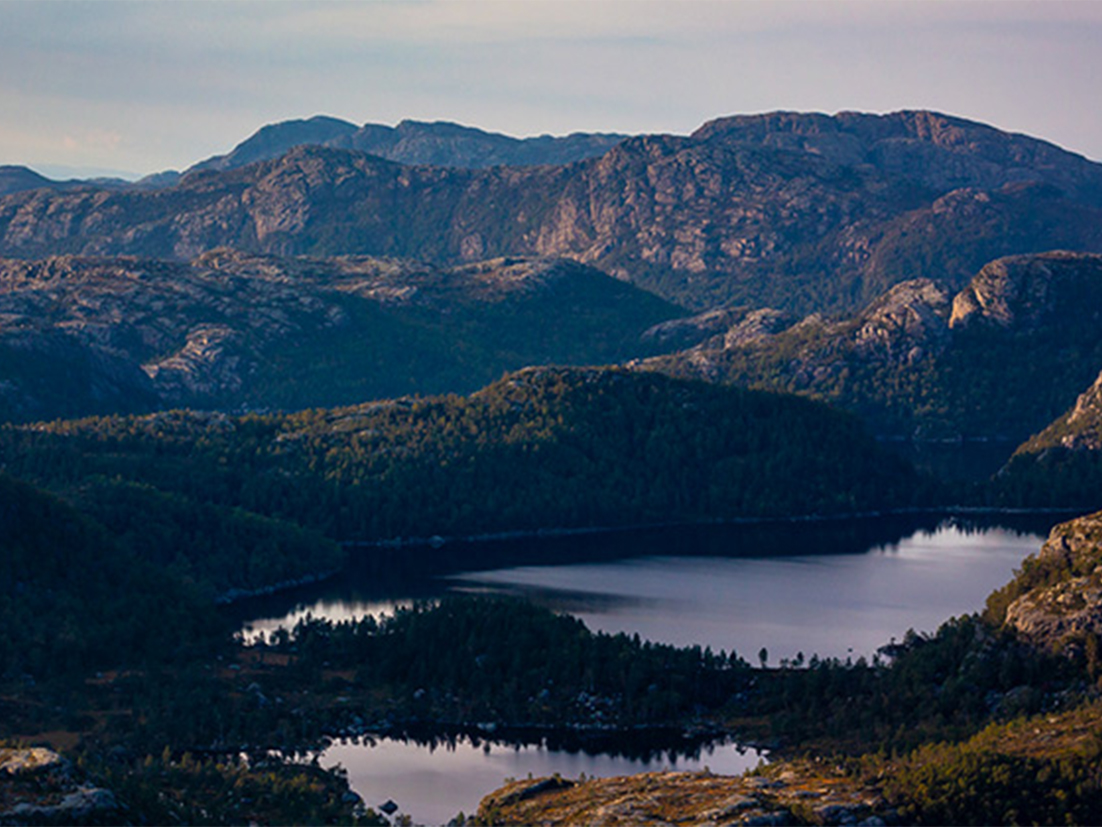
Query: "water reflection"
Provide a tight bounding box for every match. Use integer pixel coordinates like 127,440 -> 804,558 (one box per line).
321,734 -> 764,827
235,513 -> 1061,660
456,520 -> 1060,659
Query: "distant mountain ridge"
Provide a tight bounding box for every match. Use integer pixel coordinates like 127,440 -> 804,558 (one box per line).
0,117 -> 629,194
185,115 -> 629,175
1,110 -> 1100,316
0,165 -> 55,197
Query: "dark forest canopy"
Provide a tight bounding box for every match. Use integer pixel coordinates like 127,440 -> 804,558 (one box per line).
0,367 -> 930,551
0,473 -> 223,679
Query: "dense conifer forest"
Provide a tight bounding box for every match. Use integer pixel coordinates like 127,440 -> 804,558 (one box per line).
0,367 -> 928,552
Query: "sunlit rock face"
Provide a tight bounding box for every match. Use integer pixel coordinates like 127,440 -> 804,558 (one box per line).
1,111 -> 1102,318
1005,512 -> 1102,653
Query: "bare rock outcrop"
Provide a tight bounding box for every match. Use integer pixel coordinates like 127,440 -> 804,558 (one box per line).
1004,512 -> 1102,652
724,308 -> 797,349
1056,370 -> 1102,451
477,764 -> 890,827
950,251 -> 1102,331
851,278 -> 952,364
0,747 -> 118,825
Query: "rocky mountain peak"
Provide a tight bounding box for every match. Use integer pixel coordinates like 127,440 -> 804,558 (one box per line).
693,110 -> 1102,199
949,251 -> 1102,330
189,115 -> 360,173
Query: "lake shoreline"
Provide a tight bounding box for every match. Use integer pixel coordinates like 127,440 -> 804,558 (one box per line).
341,504 -> 1080,551
223,505 -> 1078,609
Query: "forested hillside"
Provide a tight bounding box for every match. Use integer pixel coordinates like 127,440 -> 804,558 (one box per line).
0,474 -> 224,679
986,368 -> 1102,511
0,367 -> 927,549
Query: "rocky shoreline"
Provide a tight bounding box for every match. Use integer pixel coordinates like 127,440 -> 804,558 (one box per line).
0,747 -> 118,825
477,762 -> 893,827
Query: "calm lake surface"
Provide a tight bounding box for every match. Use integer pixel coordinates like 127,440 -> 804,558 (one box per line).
241,514 -> 1057,662
321,735 -> 764,826
236,514 -> 1061,825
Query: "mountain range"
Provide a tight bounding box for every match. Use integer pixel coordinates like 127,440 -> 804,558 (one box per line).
1,110 -> 1101,318
184,115 -> 629,176
3,109 -> 1102,451
0,116 -> 629,195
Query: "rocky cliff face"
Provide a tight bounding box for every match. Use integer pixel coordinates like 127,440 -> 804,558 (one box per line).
0,250 -> 681,422
646,251 -> 1102,441
1057,372 -> 1102,451
987,365 -> 1102,509
1011,369 -> 1102,455
1004,513 -> 1102,654
949,251 -> 1102,331
1,111 -> 1100,316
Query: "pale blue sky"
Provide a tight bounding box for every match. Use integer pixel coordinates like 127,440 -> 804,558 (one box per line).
3,0 -> 1101,178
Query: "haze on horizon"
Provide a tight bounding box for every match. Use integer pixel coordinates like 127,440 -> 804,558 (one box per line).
3,0 -> 1102,179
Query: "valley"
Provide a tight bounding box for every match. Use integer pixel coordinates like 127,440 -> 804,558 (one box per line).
5,107 -> 1102,825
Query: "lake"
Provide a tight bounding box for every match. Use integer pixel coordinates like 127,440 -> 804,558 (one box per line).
240,513 -> 1057,661
321,734 -> 764,825
235,513 -> 1062,825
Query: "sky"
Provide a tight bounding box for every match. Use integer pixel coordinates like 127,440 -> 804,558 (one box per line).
3,0 -> 1101,179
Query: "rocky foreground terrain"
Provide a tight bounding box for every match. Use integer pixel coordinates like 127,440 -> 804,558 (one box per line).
0,747 -> 118,825
1003,512 -> 1102,652
475,697 -> 1102,827
478,763 -> 888,827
